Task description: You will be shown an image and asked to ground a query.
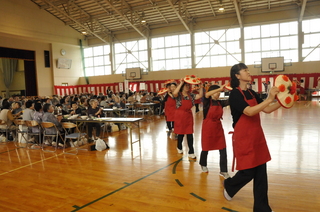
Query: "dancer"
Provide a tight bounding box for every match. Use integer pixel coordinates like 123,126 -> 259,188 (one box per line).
223,63 -> 281,212
163,81 -> 177,137
192,85 -> 201,113
173,76 -> 203,159
199,84 -> 230,179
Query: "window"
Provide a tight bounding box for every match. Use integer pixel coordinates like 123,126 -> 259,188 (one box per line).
151,34 -> 191,71
83,45 -> 111,76
195,28 -> 241,68
244,21 -> 298,65
302,18 -> 320,61
114,40 -> 148,74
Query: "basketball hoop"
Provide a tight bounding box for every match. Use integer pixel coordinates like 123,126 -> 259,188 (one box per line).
270,68 -> 275,73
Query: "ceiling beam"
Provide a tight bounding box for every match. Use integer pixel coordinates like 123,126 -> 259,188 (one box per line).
233,0 -> 243,28
59,0 -> 112,39
103,0 -> 147,39
299,0 -> 308,22
91,0 -> 128,30
166,0 -> 191,34
41,0 -> 109,43
207,0 -> 216,17
40,0 -> 68,9
149,0 -> 169,24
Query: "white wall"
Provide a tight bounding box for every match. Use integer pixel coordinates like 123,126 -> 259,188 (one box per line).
0,0 -> 84,96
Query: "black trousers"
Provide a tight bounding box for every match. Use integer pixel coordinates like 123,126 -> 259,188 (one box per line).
166,121 -> 174,131
224,163 -> 272,212
199,148 -> 227,172
87,123 -> 101,138
177,134 -> 194,154
195,104 -> 200,113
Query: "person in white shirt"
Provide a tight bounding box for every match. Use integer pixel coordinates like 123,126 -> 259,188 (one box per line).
134,92 -> 141,102
251,81 -> 257,92
0,100 -> 16,140
99,96 -> 108,108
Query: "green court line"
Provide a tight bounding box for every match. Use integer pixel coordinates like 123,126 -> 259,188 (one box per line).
190,192 -> 206,201
0,147 -> 22,154
221,207 -> 239,212
71,158 -> 183,212
172,157 -> 182,174
175,179 -> 184,187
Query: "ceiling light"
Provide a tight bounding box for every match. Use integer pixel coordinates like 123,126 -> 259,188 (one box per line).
218,0 -> 225,12
141,11 -> 146,24
81,31 -> 87,35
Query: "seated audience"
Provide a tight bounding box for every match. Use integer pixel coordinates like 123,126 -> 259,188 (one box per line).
22,100 -> 35,120
42,103 -> 64,146
32,103 -> 43,133
12,102 -> 23,118
0,99 -> 16,140
100,96 -> 109,108
69,102 -> 82,115
87,99 -> 102,142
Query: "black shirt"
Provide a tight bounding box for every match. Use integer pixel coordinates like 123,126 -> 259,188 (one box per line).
87,106 -> 101,117
70,108 -> 82,115
229,89 -> 263,128
202,97 -> 229,119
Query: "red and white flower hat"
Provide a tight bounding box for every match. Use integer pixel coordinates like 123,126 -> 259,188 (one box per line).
275,75 -> 299,108
158,88 -> 168,95
184,75 -> 201,85
164,79 -> 176,85
225,82 -> 232,91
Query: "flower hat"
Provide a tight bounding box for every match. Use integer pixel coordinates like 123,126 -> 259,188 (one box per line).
275,74 -> 299,108
184,75 -> 201,85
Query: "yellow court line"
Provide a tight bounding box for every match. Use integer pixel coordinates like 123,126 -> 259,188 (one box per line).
0,151 -> 71,176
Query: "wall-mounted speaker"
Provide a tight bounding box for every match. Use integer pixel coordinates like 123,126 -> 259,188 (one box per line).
44,50 -> 50,68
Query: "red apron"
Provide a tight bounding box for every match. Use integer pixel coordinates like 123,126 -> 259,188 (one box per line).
174,94 -> 193,135
192,90 -> 201,104
201,101 -> 226,151
232,88 -> 271,171
165,95 -> 176,122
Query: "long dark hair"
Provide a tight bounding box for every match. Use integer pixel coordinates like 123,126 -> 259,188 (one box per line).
230,63 -> 248,88
179,82 -> 190,93
204,85 -> 220,106
1,99 -> 10,110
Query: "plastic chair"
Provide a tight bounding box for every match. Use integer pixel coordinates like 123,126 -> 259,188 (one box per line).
41,122 -> 64,153
62,122 -> 87,155
25,120 -> 42,149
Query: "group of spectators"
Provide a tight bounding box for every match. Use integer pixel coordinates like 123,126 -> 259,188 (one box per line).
0,90 -> 163,144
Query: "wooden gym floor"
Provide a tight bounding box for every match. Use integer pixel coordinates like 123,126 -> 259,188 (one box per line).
0,100 -> 319,212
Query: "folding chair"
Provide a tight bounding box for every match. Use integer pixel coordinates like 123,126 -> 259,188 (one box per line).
25,120 -> 42,149
62,122 -> 87,155
41,122 -> 64,153
126,104 -> 136,117
135,103 -> 146,116
13,119 -> 29,148
0,119 -> 9,143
